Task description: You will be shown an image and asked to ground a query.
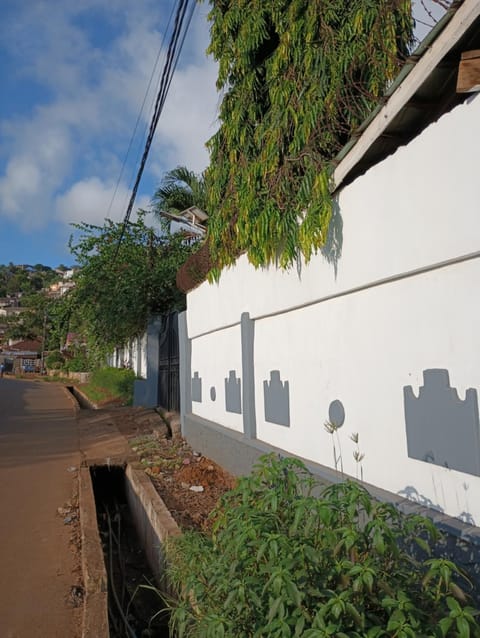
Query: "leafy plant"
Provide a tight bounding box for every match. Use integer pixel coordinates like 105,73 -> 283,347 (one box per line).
44,350 -> 65,370
82,367 -> 136,405
325,419 -> 344,475
66,212 -> 199,361
64,350 -> 91,373
151,165 -> 207,217
166,454 -> 480,637
204,0 -> 415,275
351,432 -> 365,481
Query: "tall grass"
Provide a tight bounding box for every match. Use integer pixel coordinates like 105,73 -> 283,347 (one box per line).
82,367 -> 136,405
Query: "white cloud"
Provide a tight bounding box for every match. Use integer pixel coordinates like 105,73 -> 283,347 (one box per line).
150,59 -> 220,176
0,115 -> 72,225
0,0 -> 218,234
55,177 -> 150,226
0,159 -> 41,217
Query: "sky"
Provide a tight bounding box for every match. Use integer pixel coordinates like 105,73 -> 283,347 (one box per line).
0,0 -> 219,267
0,0 -> 448,268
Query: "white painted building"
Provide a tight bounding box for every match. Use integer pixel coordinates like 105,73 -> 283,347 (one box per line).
179,0 -> 480,533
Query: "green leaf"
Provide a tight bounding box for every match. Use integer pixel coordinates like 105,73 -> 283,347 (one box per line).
268,596 -> 285,623
438,616 -> 454,637
456,616 -> 471,638
294,615 -> 306,636
447,596 -> 462,614
373,531 -> 386,555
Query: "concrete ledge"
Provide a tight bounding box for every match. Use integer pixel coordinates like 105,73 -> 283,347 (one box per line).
79,462 -> 182,637
125,464 -> 181,591
79,468 -> 109,638
71,386 -> 98,409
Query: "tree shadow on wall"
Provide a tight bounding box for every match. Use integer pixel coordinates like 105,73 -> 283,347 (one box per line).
398,485 -> 480,604
295,197 -> 344,278
321,197 -> 343,278
398,485 -> 445,514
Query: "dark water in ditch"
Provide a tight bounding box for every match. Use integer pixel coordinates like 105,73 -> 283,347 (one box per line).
90,465 -> 170,638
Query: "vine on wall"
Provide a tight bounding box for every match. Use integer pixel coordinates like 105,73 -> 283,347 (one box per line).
204,0 -> 414,277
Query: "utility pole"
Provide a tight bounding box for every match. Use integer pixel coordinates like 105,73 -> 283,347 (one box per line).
40,310 -> 47,374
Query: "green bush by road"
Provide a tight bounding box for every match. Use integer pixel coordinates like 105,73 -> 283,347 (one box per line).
81,367 -> 135,406
166,455 -> 480,638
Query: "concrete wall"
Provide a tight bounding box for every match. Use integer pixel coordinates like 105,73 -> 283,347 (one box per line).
108,332 -> 147,379
133,316 -> 162,408
182,93 -> 480,527
125,465 -> 180,589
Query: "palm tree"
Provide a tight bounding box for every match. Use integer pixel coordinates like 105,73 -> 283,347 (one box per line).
151,166 -> 207,219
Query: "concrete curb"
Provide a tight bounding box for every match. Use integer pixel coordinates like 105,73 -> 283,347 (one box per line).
79,467 -> 109,638
126,464 -> 181,590
79,461 -> 182,637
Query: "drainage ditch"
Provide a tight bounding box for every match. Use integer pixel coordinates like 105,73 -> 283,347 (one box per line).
67,385 -> 94,409
90,465 -> 170,637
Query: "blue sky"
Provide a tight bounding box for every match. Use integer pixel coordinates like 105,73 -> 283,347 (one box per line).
0,0 -> 219,267
0,1 -> 446,268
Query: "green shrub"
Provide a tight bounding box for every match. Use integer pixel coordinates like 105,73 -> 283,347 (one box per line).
88,366 -> 135,404
44,350 -> 65,370
166,455 -> 480,638
65,352 -> 90,372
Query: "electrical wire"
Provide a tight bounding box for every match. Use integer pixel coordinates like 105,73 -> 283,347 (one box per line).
114,0 -> 196,261
105,3 -> 177,220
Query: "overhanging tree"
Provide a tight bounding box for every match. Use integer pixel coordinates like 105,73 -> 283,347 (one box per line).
66,213 -> 198,362
204,0 -> 414,273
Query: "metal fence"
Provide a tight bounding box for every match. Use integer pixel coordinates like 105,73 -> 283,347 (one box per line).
157,312 -> 180,412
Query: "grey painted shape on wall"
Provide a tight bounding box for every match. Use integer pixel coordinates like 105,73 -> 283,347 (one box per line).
191,371 -> 202,403
225,370 -> 242,413
264,370 -> 290,427
329,400 -> 345,427
241,312 -> 257,438
210,386 -> 216,401
404,369 -> 480,476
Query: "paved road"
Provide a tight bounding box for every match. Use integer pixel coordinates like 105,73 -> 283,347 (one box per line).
0,378 -> 82,638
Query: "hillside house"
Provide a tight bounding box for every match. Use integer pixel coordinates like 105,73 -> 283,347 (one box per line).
0,339 -> 42,373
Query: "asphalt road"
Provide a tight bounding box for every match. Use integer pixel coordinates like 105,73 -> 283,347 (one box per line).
0,378 -> 82,638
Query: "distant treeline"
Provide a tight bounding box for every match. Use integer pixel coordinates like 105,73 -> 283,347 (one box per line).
0,263 -> 71,298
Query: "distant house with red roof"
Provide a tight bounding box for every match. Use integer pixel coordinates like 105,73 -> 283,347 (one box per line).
0,339 -> 42,374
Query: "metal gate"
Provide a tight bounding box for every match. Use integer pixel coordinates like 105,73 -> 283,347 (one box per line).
157,312 -> 180,412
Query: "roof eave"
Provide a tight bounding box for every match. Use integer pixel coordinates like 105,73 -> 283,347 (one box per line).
332,0 -> 479,192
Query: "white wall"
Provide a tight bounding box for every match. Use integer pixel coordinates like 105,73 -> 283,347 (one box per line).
188,94 -> 480,338
186,94 -> 480,525
109,332 -> 147,378
191,325 -> 243,433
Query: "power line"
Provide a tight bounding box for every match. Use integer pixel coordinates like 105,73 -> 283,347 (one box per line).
106,3 -> 177,220
114,0 -> 196,260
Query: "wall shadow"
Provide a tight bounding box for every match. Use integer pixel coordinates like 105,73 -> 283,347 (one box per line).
404,369 -> 480,476
321,197 -> 343,278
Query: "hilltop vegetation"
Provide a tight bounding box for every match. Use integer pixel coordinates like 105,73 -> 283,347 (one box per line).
0,263 -> 68,298
0,264 -> 72,346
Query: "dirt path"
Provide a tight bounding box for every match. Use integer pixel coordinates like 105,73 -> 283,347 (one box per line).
0,378 -> 82,638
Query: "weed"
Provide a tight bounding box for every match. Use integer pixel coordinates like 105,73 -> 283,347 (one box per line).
166,454 -> 480,637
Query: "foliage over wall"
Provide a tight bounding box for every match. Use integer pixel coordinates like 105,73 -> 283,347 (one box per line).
205,0 -> 414,275
65,213 -> 198,362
